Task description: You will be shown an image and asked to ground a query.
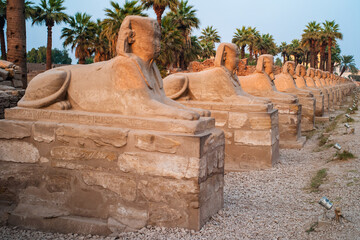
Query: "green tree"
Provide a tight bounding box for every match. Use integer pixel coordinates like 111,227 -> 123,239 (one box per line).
278,42 -> 289,64
101,0 -> 146,57
199,26 -> 220,58
275,57 -> 282,67
301,21 -> 321,68
232,26 -> 250,59
61,12 -> 95,64
157,15 -> 182,70
184,35 -> 201,67
31,0 -> 68,70
338,55 -> 357,76
247,27 -> 259,61
256,33 -> 277,55
27,46 -> 72,64
93,19 -> 110,62
167,0 -> 200,70
140,0 -> 179,28
288,39 -> 304,65
322,20 -> 343,72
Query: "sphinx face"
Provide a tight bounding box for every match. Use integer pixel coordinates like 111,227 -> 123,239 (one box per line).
132,21 -> 161,60
224,47 -> 240,73
288,64 -> 295,76
264,57 -> 275,80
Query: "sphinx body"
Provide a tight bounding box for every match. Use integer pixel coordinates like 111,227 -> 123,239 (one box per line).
314,69 -> 335,111
238,54 -> 305,149
274,61 -> 316,131
18,16 -> 209,121
305,68 -> 330,114
294,64 -> 324,116
163,43 -> 279,171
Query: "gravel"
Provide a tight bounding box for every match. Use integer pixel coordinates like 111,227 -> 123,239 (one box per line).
1,102 -> 360,240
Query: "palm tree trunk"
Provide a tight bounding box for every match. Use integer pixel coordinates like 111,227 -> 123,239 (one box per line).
282,54 -> 285,64
327,37 -> 332,72
249,45 -> 253,61
153,4 -> 165,29
240,45 -> 245,59
310,40 -> 315,68
46,25 -> 52,70
319,43 -> 325,70
78,58 -> 86,64
0,18 -> 6,60
6,0 -> 27,88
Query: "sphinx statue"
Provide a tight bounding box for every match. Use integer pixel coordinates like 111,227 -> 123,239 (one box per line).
294,64 -> 324,116
163,43 -> 279,171
238,54 -> 305,148
18,16 -> 210,120
274,61 -> 315,132
305,68 -> 330,114
314,69 -> 335,111
0,16 -> 225,234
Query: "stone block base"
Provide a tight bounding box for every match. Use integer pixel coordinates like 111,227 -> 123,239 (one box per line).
0,108 -> 225,235
279,136 -> 306,149
315,115 -> 330,123
180,101 -> 280,171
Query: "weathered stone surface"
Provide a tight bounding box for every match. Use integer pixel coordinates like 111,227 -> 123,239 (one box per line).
0,140 -> 39,163
234,130 -> 272,146
138,178 -> 199,202
51,146 -> 117,162
82,171 -> 136,202
0,120 -> 31,139
134,134 -> 180,154
149,203 -> 183,225
249,115 -> 272,130
12,203 -> 69,219
211,111 -> 228,127
228,112 -> 248,129
33,122 -> 56,143
109,203 -> 148,230
56,125 -> 128,148
118,152 -> 199,179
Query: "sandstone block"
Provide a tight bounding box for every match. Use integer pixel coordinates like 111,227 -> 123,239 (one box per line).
51,146 -> 117,162
134,133 -> 180,154
0,120 -> 32,139
0,140 -> 39,163
109,203 -> 148,230
234,130 -> 272,146
56,125 -> 128,148
82,171 -> 136,202
118,152 -> 199,179
228,112 -> 248,128
33,122 -> 56,143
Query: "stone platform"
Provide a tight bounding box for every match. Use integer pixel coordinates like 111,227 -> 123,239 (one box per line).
0,108 -> 225,235
179,101 -> 279,171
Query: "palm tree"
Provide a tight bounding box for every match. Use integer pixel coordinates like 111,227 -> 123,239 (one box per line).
232,26 -> 250,59
101,0 -> 146,58
167,0 -> 199,70
338,55 -> 358,76
31,0 -> 68,70
92,19 -> 110,62
61,12 -> 96,64
157,15 -> 182,70
6,0 -> 28,87
184,35 -> 201,66
247,27 -> 259,61
278,42 -> 288,64
1,0 -> 33,60
301,21 -> 321,68
256,33 -> 276,55
322,20 -> 343,72
140,0 -> 178,28
288,39 -> 304,65
199,26 -> 220,58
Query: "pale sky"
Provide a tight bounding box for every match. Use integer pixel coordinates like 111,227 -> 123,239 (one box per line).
17,0 -> 360,67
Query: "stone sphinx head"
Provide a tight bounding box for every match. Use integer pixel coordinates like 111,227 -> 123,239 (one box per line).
256,54 -> 275,80
306,68 -> 315,78
116,16 -> 161,61
315,69 -> 322,78
282,61 -> 296,76
214,43 -> 240,74
295,64 -> 306,77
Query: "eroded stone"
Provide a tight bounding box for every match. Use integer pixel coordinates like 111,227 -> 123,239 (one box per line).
0,140 -> 39,163
135,134 -> 180,154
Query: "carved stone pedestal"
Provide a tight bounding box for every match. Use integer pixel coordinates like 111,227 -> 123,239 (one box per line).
179,102 -> 279,171
0,108 -> 225,235
274,102 -> 306,149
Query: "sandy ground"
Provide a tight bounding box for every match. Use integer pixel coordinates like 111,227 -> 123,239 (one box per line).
1,95 -> 360,240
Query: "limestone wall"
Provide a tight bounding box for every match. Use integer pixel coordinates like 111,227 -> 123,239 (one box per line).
0,108 -> 225,235
0,89 -> 24,119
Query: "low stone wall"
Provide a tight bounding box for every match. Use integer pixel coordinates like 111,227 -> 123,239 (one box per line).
0,108 -> 225,235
